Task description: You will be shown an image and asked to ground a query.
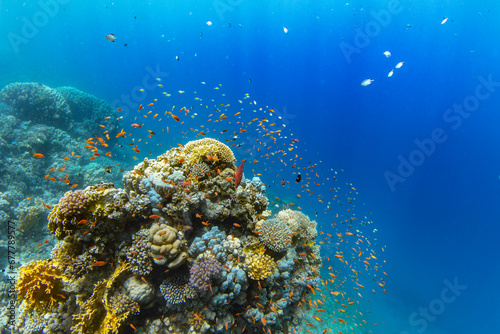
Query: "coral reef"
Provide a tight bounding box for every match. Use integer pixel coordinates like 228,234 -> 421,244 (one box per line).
11,138 -> 323,334
0,82 -> 71,129
0,83 -> 122,270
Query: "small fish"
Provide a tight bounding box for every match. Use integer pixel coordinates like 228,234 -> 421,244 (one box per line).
171,114 -> 180,121
105,33 -> 116,42
92,261 -> 106,267
388,70 -> 394,77
33,153 -> 45,158
131,123 -> 142,128
149,215 -> 161,219
395,61 -> 404,69
206,20 -> 213,26
360,78 -> 374,86
283,26 -> 289,34
383,50 -> 391,57
441,17 -> 448,25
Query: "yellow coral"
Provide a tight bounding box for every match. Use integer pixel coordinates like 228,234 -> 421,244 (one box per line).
245,253 -> 275,280
72,262 -> 134,334
72,280 -> 107,334
189,311 -> 207,331
184,138 -> 235,166
16,260 -> 63,313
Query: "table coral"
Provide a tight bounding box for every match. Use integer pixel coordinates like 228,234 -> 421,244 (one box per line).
16,260 -> 64,313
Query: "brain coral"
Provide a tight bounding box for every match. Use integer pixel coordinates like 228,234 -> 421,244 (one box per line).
16,260 -> 64,312
0,82 -> 71,129
245,253 -> 275,280
259,218 -> 292,253
184,138 -> 235,166
189,256 -> 222,291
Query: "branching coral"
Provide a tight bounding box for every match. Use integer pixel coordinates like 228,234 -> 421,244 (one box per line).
160,274 -> 196,306
189,256 -> 222,291
245,253 -> 276,280
16,260 -> 64,313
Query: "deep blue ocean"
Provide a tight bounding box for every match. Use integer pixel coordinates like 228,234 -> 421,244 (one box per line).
1,1 -> 499,333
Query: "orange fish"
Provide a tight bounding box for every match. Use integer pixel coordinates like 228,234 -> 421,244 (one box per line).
70,184 -> 78,189
131,123 -> 142,128
149,215 -> 161,219
33,153 -> 44,158
92,261 -> 106,267
171,114 -> 180,121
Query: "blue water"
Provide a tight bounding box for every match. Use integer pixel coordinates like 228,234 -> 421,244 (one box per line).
2,0 -> 499,333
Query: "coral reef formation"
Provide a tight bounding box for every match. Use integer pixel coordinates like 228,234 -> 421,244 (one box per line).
0,83 -> 122,266
0,82 -> 71,129
12,138 -> 322,333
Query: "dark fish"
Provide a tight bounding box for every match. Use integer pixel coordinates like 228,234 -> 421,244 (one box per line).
296,173 -> 301,183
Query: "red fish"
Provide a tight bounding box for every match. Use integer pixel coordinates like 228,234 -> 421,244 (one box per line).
234,162 -> 244,188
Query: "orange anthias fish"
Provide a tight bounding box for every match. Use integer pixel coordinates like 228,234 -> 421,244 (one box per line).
33,153 -> 44,158
92,261 -> 106,267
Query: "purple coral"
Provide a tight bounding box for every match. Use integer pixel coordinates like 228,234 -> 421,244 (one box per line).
189,256 -> 222,291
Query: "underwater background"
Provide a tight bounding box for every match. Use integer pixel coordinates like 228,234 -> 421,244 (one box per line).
0,0 -> 499,333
